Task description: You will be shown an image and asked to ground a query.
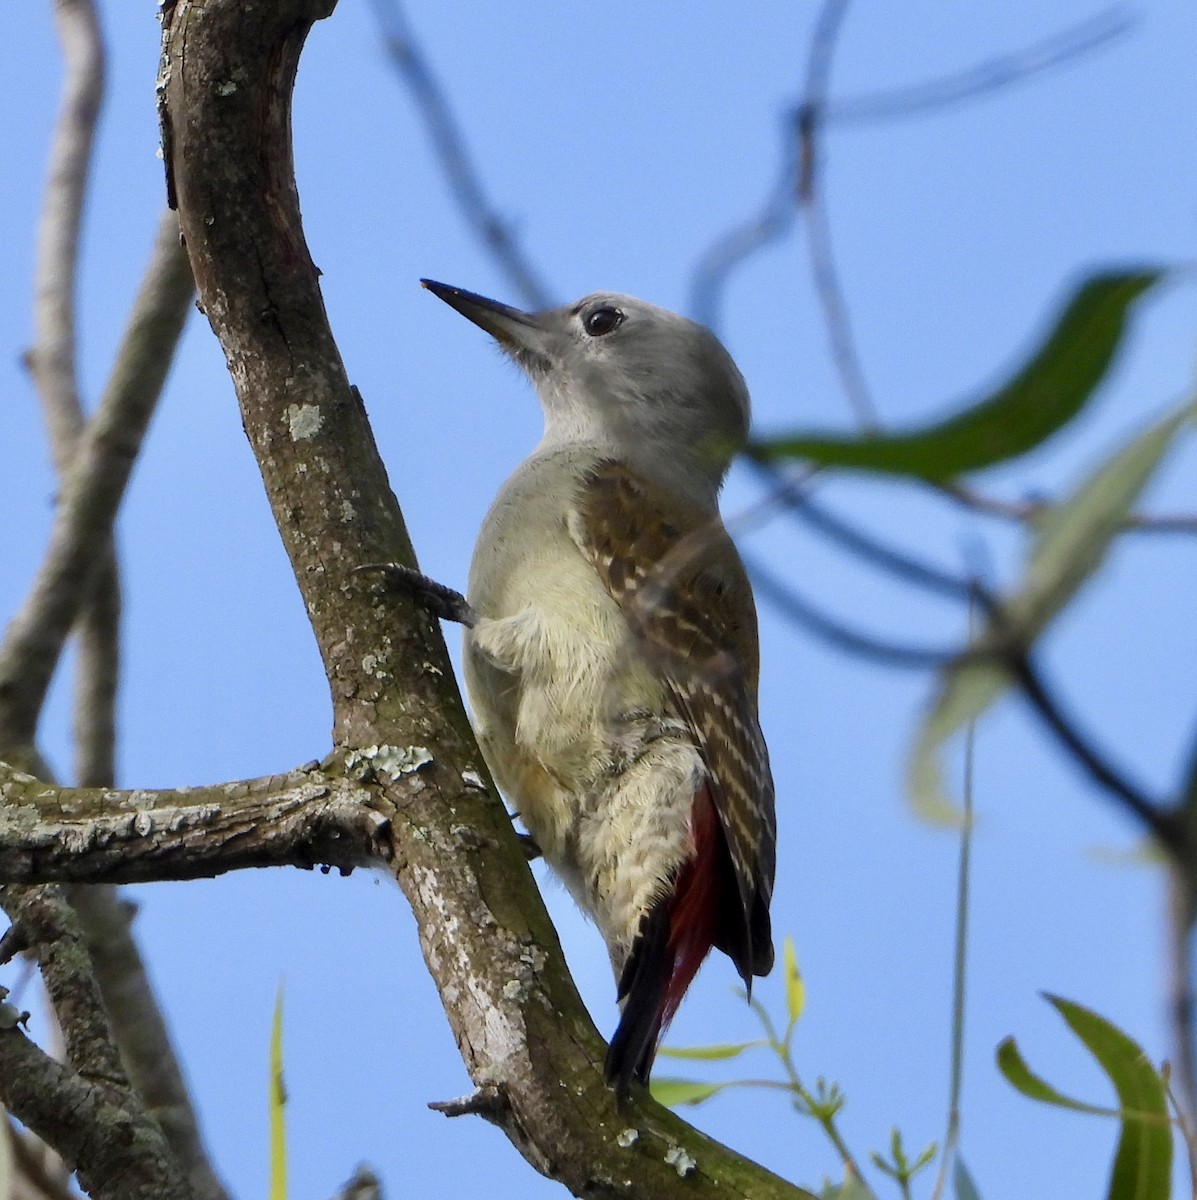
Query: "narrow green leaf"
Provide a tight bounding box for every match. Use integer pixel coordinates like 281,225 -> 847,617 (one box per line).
953,1157 -> 983,1200
909,399 -> 1193,819
996,1037 -> 1117,1118
751,269 -> 1162,478
1046,996 -> 1172,1200
269,984 -> 287,1200
784,935 -> 806,1026
649,1077 -> 729,1107
656,1041 -> 763,1061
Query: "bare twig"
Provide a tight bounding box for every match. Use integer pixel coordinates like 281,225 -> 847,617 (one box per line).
797,0 -> 878,430
1003,651 -> 1179,852
63,885 -> 232,1200
7,1119 -> 82,1200
827,7 -> 1132,124
747,555 -> 956,668
370,0 -> 554,310
72,557 -> 121,788
0,209 -> 193,751
938,480 -> 1197,536
689,116 -> 800,333
748,460 -> 989,606
0,887 -> 125,1086
26,0 -> 105,460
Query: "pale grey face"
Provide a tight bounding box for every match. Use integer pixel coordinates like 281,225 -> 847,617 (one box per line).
422,281 -> 752,479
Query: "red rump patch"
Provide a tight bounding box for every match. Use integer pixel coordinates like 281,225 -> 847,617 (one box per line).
658,782 -> 725,1033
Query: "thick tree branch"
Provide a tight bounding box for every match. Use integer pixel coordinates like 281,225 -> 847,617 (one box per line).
157,2 -> 812,1195
0,759 -> 387,885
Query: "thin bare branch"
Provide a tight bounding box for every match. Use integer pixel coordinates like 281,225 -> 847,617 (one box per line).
938,479 -> 1197,535
689,116 -> 800,333
1003,651 -> 1179,852
370,0 -> 554,310
64,885 -> 231,1200
0,210 -> 193,751
7,1119 -> 82,1200
747,555 -> 956,667
0,937 -> 194,1200
827,7 -> 1132,124
72,556 -> 120,789
0,887 -> 125,1085
26,0 -> 105,464
796,0 -> 878,430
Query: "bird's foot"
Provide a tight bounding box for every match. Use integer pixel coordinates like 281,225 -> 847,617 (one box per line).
515,831 -> 542,862
354,562 -> 477,628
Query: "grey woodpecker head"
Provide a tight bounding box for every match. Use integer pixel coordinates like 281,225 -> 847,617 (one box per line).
421,280 -> 751,502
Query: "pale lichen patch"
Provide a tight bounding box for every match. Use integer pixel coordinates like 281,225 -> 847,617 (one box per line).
615,1128 -> 639,1149
664,1146 -> 697,1177
286,403 -> 323,441
346,744 -> 433,781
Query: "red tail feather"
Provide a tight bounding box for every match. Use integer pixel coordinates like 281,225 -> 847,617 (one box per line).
604,782 -> 732,1091
657,782 -> 725,1034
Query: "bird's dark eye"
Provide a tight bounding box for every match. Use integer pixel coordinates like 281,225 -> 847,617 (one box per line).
583,306 -> 624,337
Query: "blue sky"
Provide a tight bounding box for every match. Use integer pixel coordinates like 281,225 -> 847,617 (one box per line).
2,2 -> 1196,1197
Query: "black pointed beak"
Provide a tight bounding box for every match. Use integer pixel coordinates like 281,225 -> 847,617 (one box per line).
420,280 -> 548,354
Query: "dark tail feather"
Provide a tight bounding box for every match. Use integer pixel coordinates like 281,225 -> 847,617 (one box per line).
604,901 -> 672,1094
604,785 -> 725,1095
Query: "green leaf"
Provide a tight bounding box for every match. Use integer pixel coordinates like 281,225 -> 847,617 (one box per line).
649,1077 -> 729,1107
656,1041 -> 763,1061
997,996 -> 1172,1200
954,1157 -> 983,1200
750,269 -> 1162,479
997,1037 -> 1117,1118
909,399 -> 1193,819
269,984 -> 287,1200
784,935 -> 806,1026
1048,996 -> 1173,1200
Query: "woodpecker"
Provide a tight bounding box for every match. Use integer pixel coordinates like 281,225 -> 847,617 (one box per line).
422,279 -> 776,1093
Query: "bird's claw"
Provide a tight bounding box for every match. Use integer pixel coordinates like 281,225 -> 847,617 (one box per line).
354,562 -> 477,628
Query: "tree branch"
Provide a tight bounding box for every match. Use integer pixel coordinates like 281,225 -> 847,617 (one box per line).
0,759 -> 387,885
26,0 -> 104,458
0,209 -> 193,752
0,889 -> 193,1200
157,2 -> 813,1194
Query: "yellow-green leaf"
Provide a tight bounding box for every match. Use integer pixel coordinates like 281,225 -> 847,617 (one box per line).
784,935 -> 806,1026
269,984 -> 287,1200
657,1041 -> 763,1061
649,1077 -> 729,1107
